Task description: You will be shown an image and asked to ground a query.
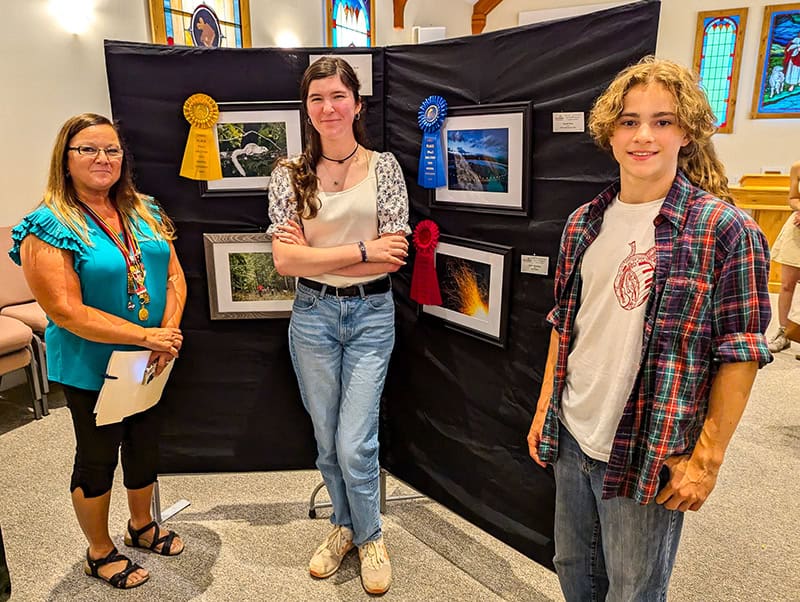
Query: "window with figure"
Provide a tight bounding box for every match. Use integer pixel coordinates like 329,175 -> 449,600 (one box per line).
148,0 -> 251,48
692,8 -> 748,133
326,0 -> 375,47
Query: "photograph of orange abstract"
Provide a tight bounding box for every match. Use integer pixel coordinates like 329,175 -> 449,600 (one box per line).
438,255 -> 491,321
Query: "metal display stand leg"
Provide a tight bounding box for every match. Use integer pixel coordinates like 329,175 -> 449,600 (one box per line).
150,479 -> 191,523
308,468 -> 424,519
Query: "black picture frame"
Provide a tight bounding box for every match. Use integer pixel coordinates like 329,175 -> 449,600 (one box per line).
421,235 -> 513,347
200,100 -> 303,198
429,101 -> 532,216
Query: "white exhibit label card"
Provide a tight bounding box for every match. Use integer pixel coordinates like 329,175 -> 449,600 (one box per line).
520,255 -> 549,276
309,54 -> 373,96
552,112 -> 585,133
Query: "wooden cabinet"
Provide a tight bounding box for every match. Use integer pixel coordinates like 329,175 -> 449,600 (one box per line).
730,173 -> 791,293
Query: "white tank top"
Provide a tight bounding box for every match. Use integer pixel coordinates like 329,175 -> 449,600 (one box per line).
303,151 -> 384,287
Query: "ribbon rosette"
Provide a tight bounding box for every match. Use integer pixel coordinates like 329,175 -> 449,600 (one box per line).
179,93 -> 223,181
410,220 -> 443,306
417,95 -> 448,188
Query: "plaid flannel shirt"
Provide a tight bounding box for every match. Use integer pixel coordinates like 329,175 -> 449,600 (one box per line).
538,171 -> 773,504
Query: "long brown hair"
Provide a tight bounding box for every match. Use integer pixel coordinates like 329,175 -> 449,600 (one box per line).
281,57 -> 367,219
42,113 -> 175,243
588,56 -> 734,204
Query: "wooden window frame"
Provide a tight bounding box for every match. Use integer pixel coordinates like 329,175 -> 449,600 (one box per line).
326,0 -> 376,47
692,7 -> 748,134
148,0 -> 252,48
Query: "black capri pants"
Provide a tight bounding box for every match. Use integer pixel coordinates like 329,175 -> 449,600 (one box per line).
63,384 -> 160,498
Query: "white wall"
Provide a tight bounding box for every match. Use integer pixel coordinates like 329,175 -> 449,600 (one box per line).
1,0 -> 150,226
250,0 -> 324,47
3,0 -> 799,226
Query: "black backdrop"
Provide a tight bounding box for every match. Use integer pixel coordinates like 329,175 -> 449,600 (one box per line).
105,0 -> 659,569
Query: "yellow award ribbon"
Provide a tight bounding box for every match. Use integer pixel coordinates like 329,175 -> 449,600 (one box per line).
180,93 -> 223,180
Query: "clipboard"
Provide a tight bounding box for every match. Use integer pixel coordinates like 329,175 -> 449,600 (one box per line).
94,351 -> 175,426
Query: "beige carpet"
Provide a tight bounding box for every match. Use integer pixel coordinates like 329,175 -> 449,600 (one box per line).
1,345 -> 798,600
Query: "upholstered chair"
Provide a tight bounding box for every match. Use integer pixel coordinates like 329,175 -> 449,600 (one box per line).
0,226 -> 49,415
0,315 -> 44,419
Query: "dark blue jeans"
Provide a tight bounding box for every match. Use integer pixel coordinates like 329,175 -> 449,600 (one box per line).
554,425 -> 684,602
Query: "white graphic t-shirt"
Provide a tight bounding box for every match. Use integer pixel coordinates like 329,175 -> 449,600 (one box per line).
561,195 -> 664,461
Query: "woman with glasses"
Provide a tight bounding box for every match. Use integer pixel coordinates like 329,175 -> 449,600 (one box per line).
8,113 -> 187,589
268,57 -> 409,595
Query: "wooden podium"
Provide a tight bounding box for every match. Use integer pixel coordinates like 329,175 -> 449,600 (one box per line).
729,174 -> 791,293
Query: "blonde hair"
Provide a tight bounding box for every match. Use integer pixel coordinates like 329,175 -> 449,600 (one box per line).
43,113 -> 176,244
588,56 -> 733,204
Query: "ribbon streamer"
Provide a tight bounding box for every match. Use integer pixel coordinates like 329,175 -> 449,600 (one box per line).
417,95 -> 448,189
180,93 -> 223,181
411,220 -> 443,306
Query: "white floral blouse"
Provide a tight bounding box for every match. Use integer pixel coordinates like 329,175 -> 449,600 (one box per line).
266,151 -> 411,237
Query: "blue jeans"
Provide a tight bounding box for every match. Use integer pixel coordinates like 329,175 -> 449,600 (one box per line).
554,425 -> 684,602
289,281 -> 395,546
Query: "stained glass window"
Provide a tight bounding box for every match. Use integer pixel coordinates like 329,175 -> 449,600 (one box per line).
327,0 -> 375,47
148,0 -> 251,48
692,8 -> 748,134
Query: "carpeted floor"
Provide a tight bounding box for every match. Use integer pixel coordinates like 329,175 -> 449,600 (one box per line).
1,344 -> 798,600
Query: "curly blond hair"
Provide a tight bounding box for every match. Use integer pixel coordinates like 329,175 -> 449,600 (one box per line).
588,56 -> 733,204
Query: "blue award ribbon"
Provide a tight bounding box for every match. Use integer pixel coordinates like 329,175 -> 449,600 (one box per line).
417,95 -> 448,188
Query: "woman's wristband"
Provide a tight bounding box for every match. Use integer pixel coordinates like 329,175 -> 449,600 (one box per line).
357,240 -> 368,262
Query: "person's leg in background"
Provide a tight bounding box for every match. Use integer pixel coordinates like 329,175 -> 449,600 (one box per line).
769,263 -> 800,352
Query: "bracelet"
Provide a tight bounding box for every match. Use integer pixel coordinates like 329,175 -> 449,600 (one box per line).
357,240 -> 368,263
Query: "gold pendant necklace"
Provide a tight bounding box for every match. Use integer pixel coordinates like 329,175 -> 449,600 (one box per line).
138,306 -> 149,321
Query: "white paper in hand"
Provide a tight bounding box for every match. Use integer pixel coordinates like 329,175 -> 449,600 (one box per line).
94,351 -> 175,426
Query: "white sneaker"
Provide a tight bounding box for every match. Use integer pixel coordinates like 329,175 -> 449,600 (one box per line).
768,329 -> 790,353
309,525 -> 354,578
358,536 -> 392,594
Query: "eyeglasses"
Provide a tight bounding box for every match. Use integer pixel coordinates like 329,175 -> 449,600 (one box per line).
67,145 -> 124,159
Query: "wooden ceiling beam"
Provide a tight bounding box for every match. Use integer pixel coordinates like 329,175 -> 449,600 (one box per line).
472,0 -> 504,35
393,0 -> 409,29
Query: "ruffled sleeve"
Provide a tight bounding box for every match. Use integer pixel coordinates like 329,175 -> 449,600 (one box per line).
8,206 -> 86,267
266,164 -> 298,237
375,152 -> 411,235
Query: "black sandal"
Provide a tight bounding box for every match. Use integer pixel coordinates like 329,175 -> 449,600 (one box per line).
124,520 -> 183,556
84,547 -> 149,589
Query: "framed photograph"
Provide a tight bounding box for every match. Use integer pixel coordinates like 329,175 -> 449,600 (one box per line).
201,101 -> 303,197
430,102 -> 532,216
751,3 -> 800,119
148,0 -> 252,48
203,233 -> 295,320
421,236 -> 512,348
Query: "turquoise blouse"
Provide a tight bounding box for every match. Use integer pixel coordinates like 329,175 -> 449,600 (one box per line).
9,203 -> 170,391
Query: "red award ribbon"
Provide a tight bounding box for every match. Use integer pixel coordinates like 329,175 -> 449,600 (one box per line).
411,220 -> 442,306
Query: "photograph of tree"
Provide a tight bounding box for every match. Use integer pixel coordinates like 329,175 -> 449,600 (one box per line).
228,251 -> 295,302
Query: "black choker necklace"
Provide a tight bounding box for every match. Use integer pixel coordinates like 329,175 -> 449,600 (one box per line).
321,144 -> 359,164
